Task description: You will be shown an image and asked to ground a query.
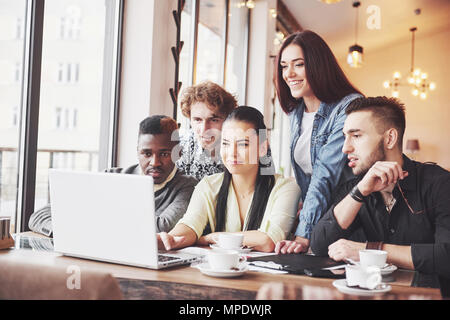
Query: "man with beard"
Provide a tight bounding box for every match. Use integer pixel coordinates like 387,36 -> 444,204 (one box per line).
310,96 -> 450,282
29,115 -> 197,235
120,115 -> 198,232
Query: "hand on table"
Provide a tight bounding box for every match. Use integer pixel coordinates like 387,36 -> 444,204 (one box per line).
327,239 -> 366,262
274,236 -> 309,254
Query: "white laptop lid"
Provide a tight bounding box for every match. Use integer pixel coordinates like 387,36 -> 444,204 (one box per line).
49,169 -> 160,268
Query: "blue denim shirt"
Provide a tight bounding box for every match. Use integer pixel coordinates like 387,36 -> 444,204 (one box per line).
289,93 -> 362,239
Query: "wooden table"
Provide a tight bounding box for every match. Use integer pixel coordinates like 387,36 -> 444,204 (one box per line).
0,244 -> 442,300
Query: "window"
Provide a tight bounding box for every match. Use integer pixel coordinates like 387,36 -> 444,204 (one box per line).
12,106 -> 19,127
0,0 -> 26,234
15,17 -> 24,40
0,0 -> 123,232
35,0 -> 121,210
195,0 -> 226,84
14,62 -> 22,83
177,0 -> 195,132
60,5 -> 82,40
177,0 -> 249,123
57,62 -> 80,83
72,108 -> 78,128
54,107 -> 78,130
54,107 -> 61,128
225,0 -> 249,104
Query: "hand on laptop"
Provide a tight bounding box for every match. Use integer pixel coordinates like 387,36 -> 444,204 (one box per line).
157,232 -> 186,251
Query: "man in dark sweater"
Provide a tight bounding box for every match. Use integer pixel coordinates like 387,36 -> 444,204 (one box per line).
29,115 -> 197,235
310,96 -> 450,282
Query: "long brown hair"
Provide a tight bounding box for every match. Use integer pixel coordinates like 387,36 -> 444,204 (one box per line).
275,30 -> 362,113
215,106 -> 275,232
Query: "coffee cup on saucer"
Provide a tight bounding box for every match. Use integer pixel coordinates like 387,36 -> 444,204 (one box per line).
216,233 -> 244,250
359,249 -> 388,268
207,250 -> 246,271
345,265 -> 382,289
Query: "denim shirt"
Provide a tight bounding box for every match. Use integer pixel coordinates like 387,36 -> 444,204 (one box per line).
289,93 -> 362,239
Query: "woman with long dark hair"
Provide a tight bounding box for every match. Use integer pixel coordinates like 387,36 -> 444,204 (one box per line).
274,30 -> 363,254
158,106 -> 300,252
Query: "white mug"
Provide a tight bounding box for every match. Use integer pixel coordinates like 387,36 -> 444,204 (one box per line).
216,233 -> 244,250
345,265 -> 382,289
208,250 -> 246,270
359,249 -> 388,268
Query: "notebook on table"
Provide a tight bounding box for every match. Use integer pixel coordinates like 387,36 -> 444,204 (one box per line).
49,169 -> 202,269
248,253 -> 346,275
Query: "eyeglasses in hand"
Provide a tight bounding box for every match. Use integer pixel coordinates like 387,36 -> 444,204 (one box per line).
397,182 -> 450,215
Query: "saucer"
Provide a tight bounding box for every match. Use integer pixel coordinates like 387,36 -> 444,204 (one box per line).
332,279 -> 391,296
344,262 -> 398,275
209,244 -> 252,254
196,262 -> 248,278
380,264 -> 397,275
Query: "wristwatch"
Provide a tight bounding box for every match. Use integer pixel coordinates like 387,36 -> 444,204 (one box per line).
349,185 -> 366,202
366,241 -> 384,250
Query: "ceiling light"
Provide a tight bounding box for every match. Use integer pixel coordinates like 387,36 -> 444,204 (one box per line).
246,0 -> 255,9
270,9 -> 277,18
347,1 -> 363,68
383,22 -> 436,100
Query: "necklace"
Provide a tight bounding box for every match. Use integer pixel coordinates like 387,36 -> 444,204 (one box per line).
383,192 -> 396,213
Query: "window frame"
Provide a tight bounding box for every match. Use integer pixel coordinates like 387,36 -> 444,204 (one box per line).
12,0 -> 124,232
176,0 -> 249,120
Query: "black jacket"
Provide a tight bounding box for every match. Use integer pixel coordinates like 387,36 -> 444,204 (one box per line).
311,155 -> 450,279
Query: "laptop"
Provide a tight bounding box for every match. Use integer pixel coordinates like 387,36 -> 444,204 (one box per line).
49,169 -> 203,269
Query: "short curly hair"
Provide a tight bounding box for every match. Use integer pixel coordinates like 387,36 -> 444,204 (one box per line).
180,81 -> 237,118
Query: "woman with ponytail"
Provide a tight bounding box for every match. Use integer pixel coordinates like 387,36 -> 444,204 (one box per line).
157,106 -> 300,252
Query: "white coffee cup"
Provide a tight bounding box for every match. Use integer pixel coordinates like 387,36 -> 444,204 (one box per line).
208,250 -> 246,271
217,233 -> 244,250
345,265 -> 382,289
359,249 -> 388,268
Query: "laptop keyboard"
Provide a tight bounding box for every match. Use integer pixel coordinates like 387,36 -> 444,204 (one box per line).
158,254 -> 180,263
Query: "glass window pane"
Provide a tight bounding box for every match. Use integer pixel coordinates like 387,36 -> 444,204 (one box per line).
0,0 -> 27,233
195,0 -> 225,84
177,0 -> 194,131
34,0 -> 118,210
225,0 -> 248,105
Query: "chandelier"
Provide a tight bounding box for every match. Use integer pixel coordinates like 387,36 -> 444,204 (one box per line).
383,25 -> 435,99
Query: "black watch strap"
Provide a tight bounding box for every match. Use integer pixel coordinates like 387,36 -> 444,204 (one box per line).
349,185 -> 365,202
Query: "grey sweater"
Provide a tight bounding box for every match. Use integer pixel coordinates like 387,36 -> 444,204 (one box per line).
29,165 -> 198,235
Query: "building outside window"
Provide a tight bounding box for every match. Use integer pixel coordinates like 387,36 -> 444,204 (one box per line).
11,106 -> 18,127
0,0 -> 26,233
57,62 -> 80,83
14,61 -> 21,83
34,0 -> 118,210
0,0 -> 122,232
177,0 -> 249,129
60,5 -> 82,40
15,17 -> 24,40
